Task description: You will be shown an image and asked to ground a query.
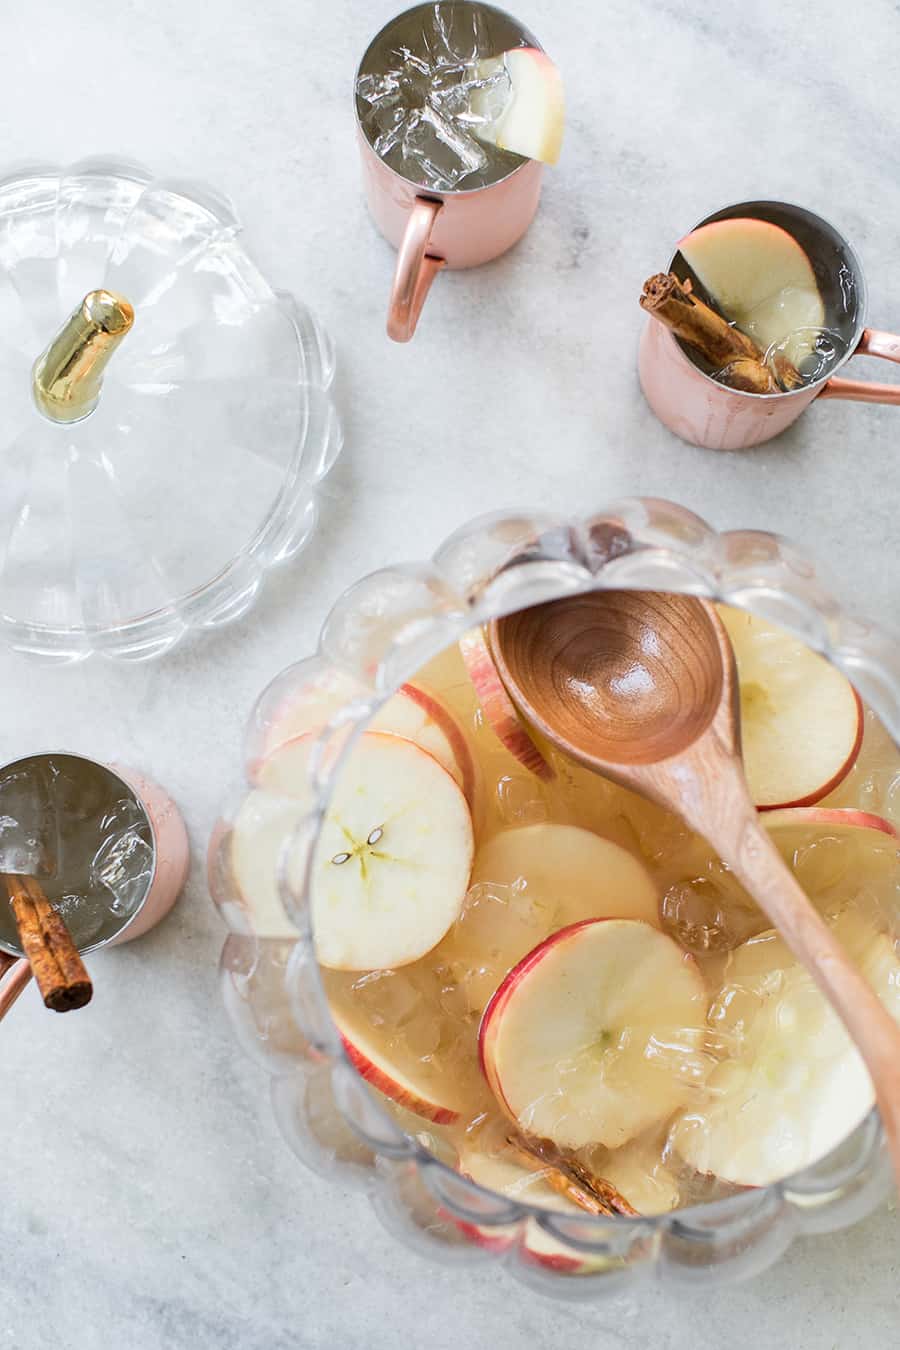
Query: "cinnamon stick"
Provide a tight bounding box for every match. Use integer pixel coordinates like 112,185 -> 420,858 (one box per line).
506,1133 -> 639,1218
4,875 -> 92,1012
640,272 -> 804,394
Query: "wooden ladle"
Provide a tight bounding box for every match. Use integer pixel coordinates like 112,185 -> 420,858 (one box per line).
491,590 -> 900,1189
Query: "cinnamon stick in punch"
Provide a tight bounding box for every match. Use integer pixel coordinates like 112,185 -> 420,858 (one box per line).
640,272 -> 804,394
3,874 -> 92,1012
507,1133 -> 639,1218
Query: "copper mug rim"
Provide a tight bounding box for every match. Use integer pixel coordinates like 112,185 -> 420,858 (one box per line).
0,750 -> 158,959
353,0 -> 539,200
666,198 -> 871,401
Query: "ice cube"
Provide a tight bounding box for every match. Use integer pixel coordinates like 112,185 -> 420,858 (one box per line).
0,761 -> 58,876
401,102 -> 489,191
495,775 -> 548,826
90,797 -> 154,917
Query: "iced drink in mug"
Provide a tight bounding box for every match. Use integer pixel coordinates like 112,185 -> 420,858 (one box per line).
355,1 -> 565,340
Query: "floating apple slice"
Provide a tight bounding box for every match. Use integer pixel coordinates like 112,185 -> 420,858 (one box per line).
765,806 -> 898,843
719,605 -> 863,810
473,48 -> 565,165
670,910 -> 900,1187
332,1005 -> 462,1126
480,919 -> 709,1150
442,823 -> 659,1012
678,217 -> 825,368
261,667 -> 474,801
457,1147 -> 614,1272
232,732 -> 474,968
459,628 -> 553,780
398,682 -> 476,805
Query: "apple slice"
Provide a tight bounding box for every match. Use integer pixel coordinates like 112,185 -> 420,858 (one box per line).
473,48 -> 565,165
678,217 -> 825,368
670,910 -> 900,1187
232,732 -> 474,968
261,667 -> 474,802
442,823 -> 659,1012
457,1147 -> 613,1272
332,1005 -> 462,1126
765,806 -> 898,843
480,919 -> 709,1150
397,682 -> 476,806
719,605 -> 863,810
459,627 -> 553,780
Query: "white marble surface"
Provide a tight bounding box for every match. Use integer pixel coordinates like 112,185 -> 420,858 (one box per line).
1,1 -> 899,1345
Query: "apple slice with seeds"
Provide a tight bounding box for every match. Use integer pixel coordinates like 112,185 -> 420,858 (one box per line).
480,919 -> 709,1151
719,605 -> 863,810
232,732 -> 473,968
460,627 -> 553,780
677,217 -> 824,368
670,909 -> 900,1187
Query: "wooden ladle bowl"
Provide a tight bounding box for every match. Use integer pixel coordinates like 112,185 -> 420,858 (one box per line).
491,589 -> 900,1191
493,591 -> 725,768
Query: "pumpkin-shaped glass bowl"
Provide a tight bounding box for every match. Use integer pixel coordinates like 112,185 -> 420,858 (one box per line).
0,158 -> 341,663
208,498 -> 899,1298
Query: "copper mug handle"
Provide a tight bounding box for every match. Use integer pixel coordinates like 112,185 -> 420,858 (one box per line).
387,197 -> 447,343
0,951 -> 32,1022
819,328 -> 900,404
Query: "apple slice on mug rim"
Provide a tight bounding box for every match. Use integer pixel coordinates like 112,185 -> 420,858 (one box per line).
677,216 -> 825,368
473,47 -> 565,165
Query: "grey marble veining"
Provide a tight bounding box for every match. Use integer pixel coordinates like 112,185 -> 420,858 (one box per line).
0,1 -> 898,1346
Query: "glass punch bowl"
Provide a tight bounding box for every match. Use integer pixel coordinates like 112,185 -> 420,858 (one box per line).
208,498 -> 900,1298
0,159 -> 341,662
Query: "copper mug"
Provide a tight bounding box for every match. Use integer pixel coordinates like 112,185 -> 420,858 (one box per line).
0,754 -> 189,1021
356,2 -> 547,342
639,200 -> 900,450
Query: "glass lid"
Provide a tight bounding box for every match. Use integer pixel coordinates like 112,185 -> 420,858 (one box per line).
0,158 -> 341,662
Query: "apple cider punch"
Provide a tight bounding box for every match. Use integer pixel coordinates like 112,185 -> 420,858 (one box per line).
233,602 -> 900,1227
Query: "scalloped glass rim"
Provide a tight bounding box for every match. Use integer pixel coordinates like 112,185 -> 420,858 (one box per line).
0,158 -> 341,664
212,497 -> 899,1292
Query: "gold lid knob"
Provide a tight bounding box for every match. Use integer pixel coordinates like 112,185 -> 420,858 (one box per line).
32,290 -> 134,424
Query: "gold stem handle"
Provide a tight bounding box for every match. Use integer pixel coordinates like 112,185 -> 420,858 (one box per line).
32,290 -> 134,424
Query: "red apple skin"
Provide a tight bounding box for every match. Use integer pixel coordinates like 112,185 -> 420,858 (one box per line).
460,629 -> 554,781
519,1241 -> 584,1274
478,918 -> 608,1113
448,1213 -> 516,1254
400,681 -> 477,807
339,1032 -> 460,1127
755,689 -> 864,812
764,805 -> 898,840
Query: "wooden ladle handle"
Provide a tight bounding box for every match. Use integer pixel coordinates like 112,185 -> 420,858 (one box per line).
696,764 -> 900,1189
